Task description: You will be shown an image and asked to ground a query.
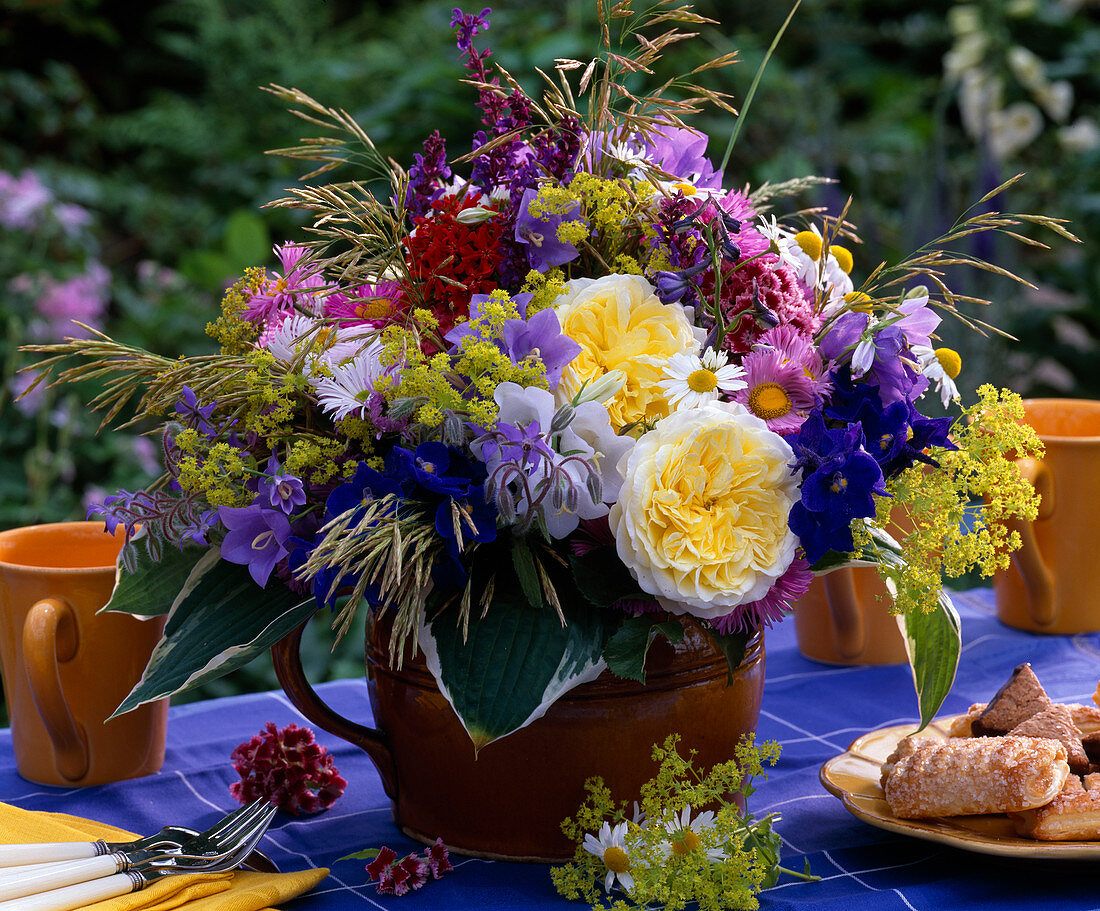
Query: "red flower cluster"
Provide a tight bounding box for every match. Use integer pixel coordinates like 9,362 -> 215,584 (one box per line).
402,193 -> 504,337
229,721 -> 347,815
366,838 -> 453,896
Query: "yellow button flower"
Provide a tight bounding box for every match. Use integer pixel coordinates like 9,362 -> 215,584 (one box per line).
553,274 -> 702,430
609,403 -> 799,616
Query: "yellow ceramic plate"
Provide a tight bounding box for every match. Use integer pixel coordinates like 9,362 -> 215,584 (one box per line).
820,715 -> 1100,859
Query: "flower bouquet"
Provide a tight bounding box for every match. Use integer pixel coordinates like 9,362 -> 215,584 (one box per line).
32,1 -> 1061,799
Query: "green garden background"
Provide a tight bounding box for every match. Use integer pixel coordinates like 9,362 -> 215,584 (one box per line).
2,0 -> 1097,704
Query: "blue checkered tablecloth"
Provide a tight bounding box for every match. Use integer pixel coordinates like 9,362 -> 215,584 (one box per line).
2,588 -> 1099,910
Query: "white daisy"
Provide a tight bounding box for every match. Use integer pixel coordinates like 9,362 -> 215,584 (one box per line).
311,345 -> 386,420
659,806 -> 725,863
912,344 -> 962,408
659,349 -> 747,411
582,821 -> 635,894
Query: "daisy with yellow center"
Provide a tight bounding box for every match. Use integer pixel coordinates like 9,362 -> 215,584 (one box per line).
582,821 -> 635,894
911,344 -> 963,407
660,806 -> 725,863
659,348 -> 747,412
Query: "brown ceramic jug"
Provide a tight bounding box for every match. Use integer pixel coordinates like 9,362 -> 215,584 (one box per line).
272,612 -> 764,861
792,568 -> 907,665
0,521 -> 168,786
994,398 -> 1100,634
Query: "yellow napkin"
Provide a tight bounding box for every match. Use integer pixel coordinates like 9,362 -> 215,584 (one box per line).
0,802 -> 328,911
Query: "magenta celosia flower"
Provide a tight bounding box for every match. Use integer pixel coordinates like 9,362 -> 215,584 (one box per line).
713,554 -> 813,634
730,347 -> 817,434
229,721 -> 347,815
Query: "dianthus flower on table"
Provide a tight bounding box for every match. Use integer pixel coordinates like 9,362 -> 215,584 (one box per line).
27,1 -> 1071,740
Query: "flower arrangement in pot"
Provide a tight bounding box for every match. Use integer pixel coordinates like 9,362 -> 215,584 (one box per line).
29,0 -> 1063,860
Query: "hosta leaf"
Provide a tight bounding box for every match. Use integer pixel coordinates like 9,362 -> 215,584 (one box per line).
100,534 -> 210,617
603,616 -> 684,683
420,584 -> 606,752
113,552 -> 314,716
896,586 -> 962,730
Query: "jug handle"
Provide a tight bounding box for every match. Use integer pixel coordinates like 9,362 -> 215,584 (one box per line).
822,569 -> 866,660
1005,456 -> 1057,627
270,620 -> 398,800
23,598 -> 89,782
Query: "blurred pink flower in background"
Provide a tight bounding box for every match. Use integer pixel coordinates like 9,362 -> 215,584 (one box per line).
0,169 -> 52,230
28,262 -> 111,340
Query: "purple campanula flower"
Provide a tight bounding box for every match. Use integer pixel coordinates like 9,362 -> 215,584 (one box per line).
514,188 -> 583,272
259,454 -> 307,515
642,126 -> 723,189
500,308 -> 580,390
218,503 -> 292,588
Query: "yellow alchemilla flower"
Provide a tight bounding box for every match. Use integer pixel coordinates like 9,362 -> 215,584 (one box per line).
609,402 -> 799,616
554,274 -> 702,429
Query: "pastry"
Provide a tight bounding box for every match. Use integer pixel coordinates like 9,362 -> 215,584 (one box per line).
1010,773 -> 1100,841
880,735 -> 1069,819
971,663 -> 1052,737
947,703 -> 985,738
1008,703 -> 1089,776
1069,702 -> 1100,735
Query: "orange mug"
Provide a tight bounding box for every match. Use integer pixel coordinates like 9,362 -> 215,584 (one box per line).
0,521 -> 168,785
994,398 -> 1100,634
792,568 -> 908,665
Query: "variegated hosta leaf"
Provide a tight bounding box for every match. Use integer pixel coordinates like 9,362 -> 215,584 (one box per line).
895,585 -> 962,731
112,550 -> 314,716
100,530 -> 211,617
420,598 -> 607,753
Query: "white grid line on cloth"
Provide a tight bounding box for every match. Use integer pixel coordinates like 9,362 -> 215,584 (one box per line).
759,792 -> 834,814
276,806 -> 395,832
820,849 -> 920,910
5,787 -> 84,803
759,710 -> 844,753
305,879 -> 388,910
766,854 -> 932,893
960,633 -> 1004,654
172,768 -> 234,814
261,829 -> 379,904
776,831 -> 805,855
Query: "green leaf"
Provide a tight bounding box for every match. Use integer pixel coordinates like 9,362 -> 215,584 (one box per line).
113,553 -> 315,716
603,616 -> 684,684
511,535 -> 542,608
708,628 -> 752,685
338,848 -> 381,862
897,587 -> 961,730
569,548 -> 643,609
100,535 -> 209,617
421,582 -> 606,752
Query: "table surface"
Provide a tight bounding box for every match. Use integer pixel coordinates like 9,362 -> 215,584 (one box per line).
3,588 -> 1100,911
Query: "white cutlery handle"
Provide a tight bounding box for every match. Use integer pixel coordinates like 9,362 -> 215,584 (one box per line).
0,845 -> 97,868
0,871 -> 137,910
0,855 -> 122,902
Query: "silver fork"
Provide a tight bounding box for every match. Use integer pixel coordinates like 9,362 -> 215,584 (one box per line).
0,801 -> 277,909
0,797 -> 271,868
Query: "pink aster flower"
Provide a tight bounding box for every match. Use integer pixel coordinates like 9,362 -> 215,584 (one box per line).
757,325 -> 832,404
229,721 -> 347,815
325,280 -> 403,327
243,243 -> 327,328
730,346 -> 817,434
713,554 -> 813,633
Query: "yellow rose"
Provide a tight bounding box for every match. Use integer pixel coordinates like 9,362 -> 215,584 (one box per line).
608,402 -> 799,617
554,274 -> 701,430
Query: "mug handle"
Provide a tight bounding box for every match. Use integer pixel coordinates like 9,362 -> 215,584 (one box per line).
22,599 -> 89,782
270,620 -> 398,799
1005,456 -> 1058,627
822,569 -> 866,660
